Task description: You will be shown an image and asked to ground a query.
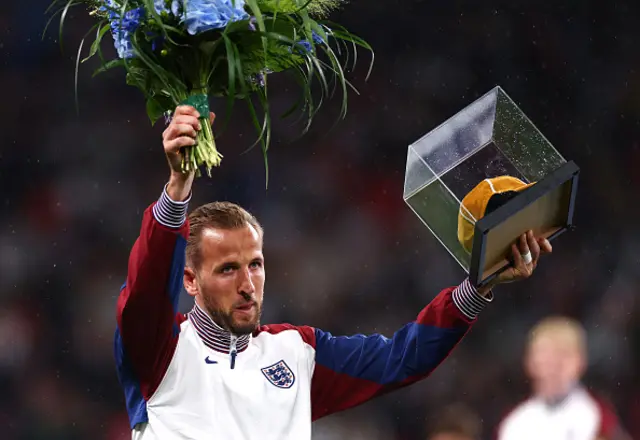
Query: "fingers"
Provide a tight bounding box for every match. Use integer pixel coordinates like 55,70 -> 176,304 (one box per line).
513,232 -> 534,278
174,105 -> 201,118
498,232 -> 552,286
162,107 -> 214,156
164,136 -> 196,152
172,114 -> 202,131
163,123 -> 198,154
511,242 -> 523,268
527,230 -> 541,268
163,110 -> 203,154
173,106 -> 216,126
539,237 -> 553,254
517,232 -> 530,259
164,123 -> 197,143
169,106 -> 215,125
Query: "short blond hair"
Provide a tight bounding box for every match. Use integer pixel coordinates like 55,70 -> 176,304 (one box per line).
527,316 -> 586,354
186,202 -> 263,270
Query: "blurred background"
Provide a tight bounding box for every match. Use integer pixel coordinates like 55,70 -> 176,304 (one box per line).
1,1 -> 639,439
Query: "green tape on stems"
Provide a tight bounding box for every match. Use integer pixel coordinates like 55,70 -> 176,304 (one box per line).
181,94 -> 210,119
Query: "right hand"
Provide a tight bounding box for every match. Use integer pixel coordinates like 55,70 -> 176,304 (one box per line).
496,230 -> 552,283
477,230 -> 553,296
162,105 -> 215,201
163,105 -> 216,174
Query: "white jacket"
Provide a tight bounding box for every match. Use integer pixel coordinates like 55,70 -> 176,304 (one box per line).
497,386 -> 622,440
114,187 -> 491,440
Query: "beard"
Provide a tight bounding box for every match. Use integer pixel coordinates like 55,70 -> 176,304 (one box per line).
202,294 -> 262,336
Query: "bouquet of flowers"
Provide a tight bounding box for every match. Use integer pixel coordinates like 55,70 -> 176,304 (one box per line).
46,0 -> 373,180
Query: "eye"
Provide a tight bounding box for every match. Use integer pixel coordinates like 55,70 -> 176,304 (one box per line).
220,265 -> 236,274
250,260 -> 263,269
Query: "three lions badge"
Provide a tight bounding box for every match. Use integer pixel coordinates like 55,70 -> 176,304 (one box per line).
261,360 -> 295,389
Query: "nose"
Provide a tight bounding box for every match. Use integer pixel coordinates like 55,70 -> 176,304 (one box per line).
238,266 -> 255,296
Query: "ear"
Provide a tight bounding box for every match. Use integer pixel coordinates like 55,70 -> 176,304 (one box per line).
184,266 -> 199,297
575,351 -> 587,379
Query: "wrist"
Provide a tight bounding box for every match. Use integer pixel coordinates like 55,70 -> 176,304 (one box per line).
452,278 -> 492,320
167,172 -> 194,202
477,280 -> 497,297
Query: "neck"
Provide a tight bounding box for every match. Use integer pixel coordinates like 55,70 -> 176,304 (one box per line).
188,302 -> 251,354
537,382 -> 579,408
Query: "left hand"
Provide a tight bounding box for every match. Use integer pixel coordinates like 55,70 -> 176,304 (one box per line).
478,230 -> 552,295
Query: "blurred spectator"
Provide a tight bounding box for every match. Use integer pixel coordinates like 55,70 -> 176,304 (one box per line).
496,317 -> 630,440
426,403 -> 482,440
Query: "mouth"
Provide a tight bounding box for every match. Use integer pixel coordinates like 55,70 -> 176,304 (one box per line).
234,302 -> 255,313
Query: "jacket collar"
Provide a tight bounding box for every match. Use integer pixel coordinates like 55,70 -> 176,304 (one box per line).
541,383 -> 581,409
187,303 -> 250,354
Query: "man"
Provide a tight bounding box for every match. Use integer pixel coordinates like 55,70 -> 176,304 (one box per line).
115,105 -> 552,440
426,403 -> 481,440
496,316 -> 629,440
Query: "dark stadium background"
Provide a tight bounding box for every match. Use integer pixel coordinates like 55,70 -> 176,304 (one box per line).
1,1 -> 639,438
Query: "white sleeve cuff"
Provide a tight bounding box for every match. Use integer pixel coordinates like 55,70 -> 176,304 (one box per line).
151,184 -> 191,228
452,278 -> 493,320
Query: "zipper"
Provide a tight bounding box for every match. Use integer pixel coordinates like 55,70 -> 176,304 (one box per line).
229,335 -> 238,369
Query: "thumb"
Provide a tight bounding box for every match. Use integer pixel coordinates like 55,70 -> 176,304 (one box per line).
209,112 -> 216,125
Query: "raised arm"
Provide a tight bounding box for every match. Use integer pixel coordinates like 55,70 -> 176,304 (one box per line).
114,105 -> 212,428
301,279 -> 490,421
115,187 -> 190,398
303,231 -> 552,421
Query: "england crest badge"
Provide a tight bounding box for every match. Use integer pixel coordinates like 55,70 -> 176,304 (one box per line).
261,360 -> 295,389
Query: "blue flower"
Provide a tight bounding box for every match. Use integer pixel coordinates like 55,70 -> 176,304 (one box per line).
250,72 -> 265,88
182,0 -> 249,35
153,0 -> 169,14
171,0 -> 183,17
120,8 -> 144,33
291,31 -> 326,54
297,40 -> 312,52
312,31 -> 324,44
102,2 -> 144,59
153,0 -> 183,17
100,0 -> 119,19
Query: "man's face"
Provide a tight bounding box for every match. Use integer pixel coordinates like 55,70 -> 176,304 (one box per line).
185,225 -> 265,335
525,334 -> 584,400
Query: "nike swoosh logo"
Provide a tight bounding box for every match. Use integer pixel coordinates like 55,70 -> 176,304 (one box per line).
204,357 -> 218,364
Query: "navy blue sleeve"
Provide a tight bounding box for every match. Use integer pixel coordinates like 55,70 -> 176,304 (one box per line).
308,279 -> 489,420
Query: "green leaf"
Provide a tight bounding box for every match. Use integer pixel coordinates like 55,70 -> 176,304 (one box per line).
221,34 -> 238,134
306,0 -> 344,17
82,22 -> 110,64
146,98 -> 166,125
240,35 -> 305,74
92,59 -> 125,77
322,23 -> 375,80
130,32 -> 185,106
243,0 -> 269,75
255,0 -> 299,13
57,0 -> 80,53
139,0 -> 184,45
243,82 -> 271,188
74,36 -> 86,115
42,4 -> 64,42
199,40 -> 223,57
126,66 -> 149,88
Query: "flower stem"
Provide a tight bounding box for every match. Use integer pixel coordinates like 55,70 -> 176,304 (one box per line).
180,89 -> 223,177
